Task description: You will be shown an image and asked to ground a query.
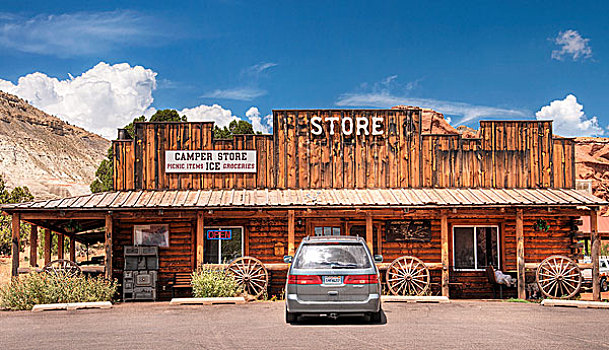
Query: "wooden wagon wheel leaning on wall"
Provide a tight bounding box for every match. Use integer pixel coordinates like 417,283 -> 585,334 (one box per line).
43,259 -> 82,277
226,257 -> 269,299
386,256 -> 430,296
536,255 -> 582,299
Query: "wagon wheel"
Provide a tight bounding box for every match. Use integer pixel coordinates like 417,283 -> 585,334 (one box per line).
226,257 -> 268,299
386,256 -> 430,296
43,259 -> 81,277
536,255 -> 582,299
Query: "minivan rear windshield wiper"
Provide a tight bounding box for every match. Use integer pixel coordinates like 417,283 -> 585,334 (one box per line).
330,262 -> 358,269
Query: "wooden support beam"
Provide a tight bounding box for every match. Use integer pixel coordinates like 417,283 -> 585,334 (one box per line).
196,211 -> 205,268
590,209 -> 600,301
287,210 -> 295,255
57,233 -> 64,260
104,215 -> 113,280
365,213 -> 373,252
376,223 -> 382,255
69,236 -> 76,262
440,212 -> 450,298
44,228 -> 51,265
516,209 -> 526,300
11,213 -> 20,277
30,224 -> 38,267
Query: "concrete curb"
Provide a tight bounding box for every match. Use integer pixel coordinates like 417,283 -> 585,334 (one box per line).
541,299 -> 609,309
32,301 -> 112,312
381,295 -> 450,303
170,297 -> 247,305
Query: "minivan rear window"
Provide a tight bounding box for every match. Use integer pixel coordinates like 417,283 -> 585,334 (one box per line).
293,243 -> 372,269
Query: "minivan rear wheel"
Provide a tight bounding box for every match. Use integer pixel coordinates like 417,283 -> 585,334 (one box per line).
285,309 -> 298,324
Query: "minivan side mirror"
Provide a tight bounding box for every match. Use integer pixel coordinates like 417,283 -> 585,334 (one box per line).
283,255 -> 293,264
374,255 -> 383,263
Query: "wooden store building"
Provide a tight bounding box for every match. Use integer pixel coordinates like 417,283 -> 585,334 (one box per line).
3,107 -> 607,301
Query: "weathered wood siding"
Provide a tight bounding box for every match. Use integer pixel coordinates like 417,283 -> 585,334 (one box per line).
112,109 -> 575,191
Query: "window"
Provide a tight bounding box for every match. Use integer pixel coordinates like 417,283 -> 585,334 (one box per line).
314,226 -> 341,236
293,243 -> 372,269
453,226 -> 499,270
203,227 -> 243,264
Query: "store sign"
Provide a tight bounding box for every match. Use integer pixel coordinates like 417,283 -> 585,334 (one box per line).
310,115 -> 384,136
207,229 -> 232,240
165,150 -> 256,173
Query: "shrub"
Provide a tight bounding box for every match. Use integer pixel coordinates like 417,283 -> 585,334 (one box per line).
0,271 -> 118,310
191,267 -> 241,298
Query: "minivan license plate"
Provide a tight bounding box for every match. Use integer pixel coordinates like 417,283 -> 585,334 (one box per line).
323,276 -> 342,285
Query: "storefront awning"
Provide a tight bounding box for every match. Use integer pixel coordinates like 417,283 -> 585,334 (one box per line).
1,188 -> 605,212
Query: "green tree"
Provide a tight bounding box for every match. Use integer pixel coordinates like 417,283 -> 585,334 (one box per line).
0,175 -> 34,255
213,120 -> 258,138
90,110 -> 187,193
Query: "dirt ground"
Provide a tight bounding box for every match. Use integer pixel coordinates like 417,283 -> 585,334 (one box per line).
0,300 -> 608,350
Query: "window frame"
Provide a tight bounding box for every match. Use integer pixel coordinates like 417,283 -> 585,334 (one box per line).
452,225 -> 500,272
203,226 -> 244,264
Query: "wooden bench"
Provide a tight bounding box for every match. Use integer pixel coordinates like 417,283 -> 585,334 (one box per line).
169,272 -> 192,298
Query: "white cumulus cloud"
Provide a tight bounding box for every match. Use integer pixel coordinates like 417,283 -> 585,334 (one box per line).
0,62 -> 157,139
245,106 -> 272,133
179,104 -> 240,128
536,94 -> 603,137
551,30 -> 592,61
0,61 -> 272,139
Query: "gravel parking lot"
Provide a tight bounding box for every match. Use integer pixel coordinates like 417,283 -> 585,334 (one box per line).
0,300 -> 608,350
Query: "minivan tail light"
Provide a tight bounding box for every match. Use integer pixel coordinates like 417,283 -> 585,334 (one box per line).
344,274 -> 379,284
287,275 -> 322,285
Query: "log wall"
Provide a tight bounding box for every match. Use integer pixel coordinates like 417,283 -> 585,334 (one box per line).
110,211 -> 580,300
112,218 -> 195,300
113,109 -> 576,191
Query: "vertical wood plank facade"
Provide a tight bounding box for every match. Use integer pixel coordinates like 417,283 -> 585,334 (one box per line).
113,110 -> 575,192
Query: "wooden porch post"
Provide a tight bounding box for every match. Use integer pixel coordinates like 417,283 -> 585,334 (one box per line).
590,209 -> 600,301
57,233 -> 64,260
287,210 -> 295,256
196,211 -> 205,267
44,228 -> 51,265
104,214 -> 113,280
30,224 -> 38,267
69,236 -> 76,262
365,213 -> 373,253
516,209 -> 526,300
11,213 -> 21,277
440,212 -> 450,297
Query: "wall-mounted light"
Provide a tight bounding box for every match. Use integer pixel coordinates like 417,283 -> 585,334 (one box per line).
297,219 -> 303,227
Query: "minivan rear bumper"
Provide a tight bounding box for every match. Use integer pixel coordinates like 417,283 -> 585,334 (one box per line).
285,293 -> 381,314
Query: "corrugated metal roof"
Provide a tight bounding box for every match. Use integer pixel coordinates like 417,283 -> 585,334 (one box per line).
1,188 -> 605,211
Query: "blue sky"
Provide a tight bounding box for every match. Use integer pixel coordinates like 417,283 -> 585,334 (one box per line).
0,1 -> 606,138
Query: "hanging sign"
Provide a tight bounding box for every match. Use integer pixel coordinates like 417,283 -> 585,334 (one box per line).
206,229 -> 232,240
386,220 -> 432,242
165,150 -> 257,173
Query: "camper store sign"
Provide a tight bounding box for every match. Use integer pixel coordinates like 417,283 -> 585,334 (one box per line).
165,150 -> 257,173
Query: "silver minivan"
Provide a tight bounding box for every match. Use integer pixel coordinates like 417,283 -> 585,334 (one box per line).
284,236 -> 383,323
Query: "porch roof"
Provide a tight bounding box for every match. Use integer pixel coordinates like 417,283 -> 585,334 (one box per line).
1,188 -> 605,212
